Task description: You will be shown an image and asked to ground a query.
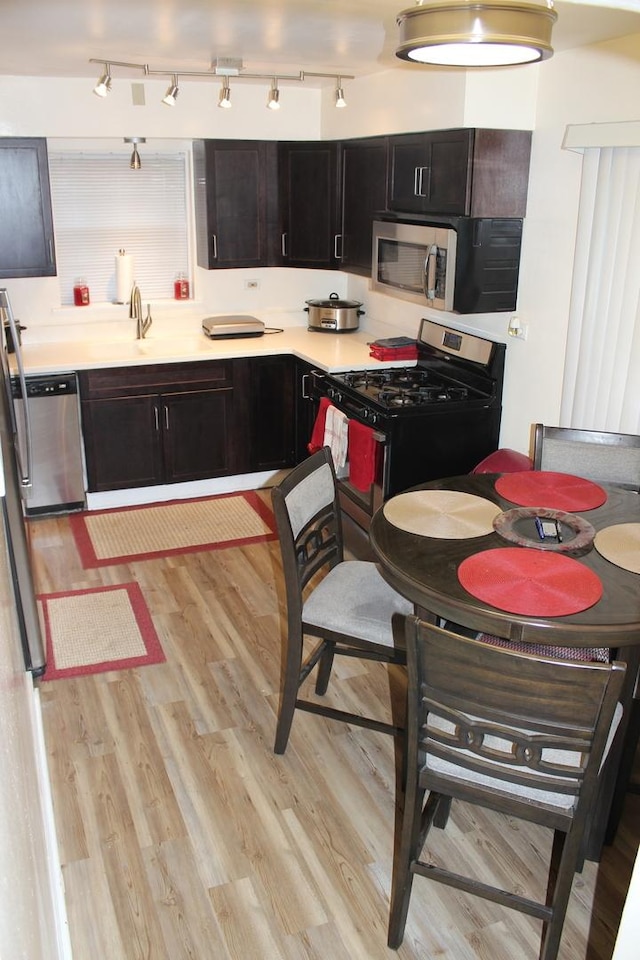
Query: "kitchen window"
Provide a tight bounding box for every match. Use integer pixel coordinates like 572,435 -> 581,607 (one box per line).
48,150 -> 189,306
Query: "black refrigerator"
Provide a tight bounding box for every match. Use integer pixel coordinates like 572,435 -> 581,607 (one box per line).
0,287 -> 45,674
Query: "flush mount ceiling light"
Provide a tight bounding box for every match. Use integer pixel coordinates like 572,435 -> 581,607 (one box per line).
124,137 -> 146,169
267,80 -> 280,110
90,57 -> 353,109
218,76 -> 232,109
93,64 -> 112,97
396,0 -> 558,67
162,75 -> 179,106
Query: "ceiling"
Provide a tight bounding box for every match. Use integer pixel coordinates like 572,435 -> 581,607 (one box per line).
4,0 -> 640,84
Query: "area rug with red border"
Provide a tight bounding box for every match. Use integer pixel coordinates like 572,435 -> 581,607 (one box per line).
69,491 -> 278,568
39,582 -> 165,681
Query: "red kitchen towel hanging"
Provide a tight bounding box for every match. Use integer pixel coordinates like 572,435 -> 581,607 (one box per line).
348,419 -> 379,491
308,396 -> 332,454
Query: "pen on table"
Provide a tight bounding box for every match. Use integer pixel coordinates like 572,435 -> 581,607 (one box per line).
535,517 -> 545,540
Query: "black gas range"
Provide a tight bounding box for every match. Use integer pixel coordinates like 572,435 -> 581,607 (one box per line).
308,318 -> 506,527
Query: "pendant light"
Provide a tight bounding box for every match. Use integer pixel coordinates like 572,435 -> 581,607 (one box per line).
335,78 -> 347,108
124,137 -> 146,169
396,0 -> 558,67
218,76 -> 232,109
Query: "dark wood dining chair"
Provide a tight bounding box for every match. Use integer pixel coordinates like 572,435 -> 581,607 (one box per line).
271,447 -> 411,755
533,423 -> 640,491
388,616 -> 625,960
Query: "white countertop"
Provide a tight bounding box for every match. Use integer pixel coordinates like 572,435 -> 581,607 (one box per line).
15,317 -> 416,376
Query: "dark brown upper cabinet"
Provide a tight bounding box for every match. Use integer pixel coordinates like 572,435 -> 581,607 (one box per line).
339,136 -> 389,276
0,138 -> 57,278
387,128 -> 532,219
278,141 -> 341,269
193,139 -> 279,269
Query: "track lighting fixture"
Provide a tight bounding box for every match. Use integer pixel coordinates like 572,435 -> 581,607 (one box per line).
162,75 -> 179,106
218,77 -> 232,109
90,58 -> 353,109
124,137 -> 146,170
267,80 -> 280,110
395,0 -> 558,67
93,64 -> 112,97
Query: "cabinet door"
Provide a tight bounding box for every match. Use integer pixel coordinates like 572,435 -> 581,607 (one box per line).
0,138 -> 56,278
278,142 -> 340,268
81,395 -> 163,492
162,389 -> 235,483
235,357 -> 296,472
340,137 -> 388,276
388,130 -> 472,215
193,140 -> 271,269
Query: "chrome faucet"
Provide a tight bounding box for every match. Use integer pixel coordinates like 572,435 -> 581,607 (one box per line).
129,281 -> 152,339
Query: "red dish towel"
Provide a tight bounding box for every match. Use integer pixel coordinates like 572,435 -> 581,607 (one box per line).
348,419 -> 379,491
308,396 -> 331,454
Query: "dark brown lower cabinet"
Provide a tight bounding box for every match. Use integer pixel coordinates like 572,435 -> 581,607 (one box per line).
79,361 -> 237,492
235,356 -> 296,472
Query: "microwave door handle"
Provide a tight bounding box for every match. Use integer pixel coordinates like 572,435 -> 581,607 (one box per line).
424,244 -> 438,301
0,289 -> 32,489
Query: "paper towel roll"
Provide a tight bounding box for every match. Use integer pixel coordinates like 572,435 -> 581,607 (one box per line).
115,251 -> 133,304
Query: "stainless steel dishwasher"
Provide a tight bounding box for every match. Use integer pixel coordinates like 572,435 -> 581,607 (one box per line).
12,372 -> 86,515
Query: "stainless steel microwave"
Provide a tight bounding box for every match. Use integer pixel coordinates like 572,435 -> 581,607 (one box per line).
371,215 -> 523,314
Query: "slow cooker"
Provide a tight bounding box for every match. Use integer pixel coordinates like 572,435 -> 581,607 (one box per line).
305,292 -> 365,333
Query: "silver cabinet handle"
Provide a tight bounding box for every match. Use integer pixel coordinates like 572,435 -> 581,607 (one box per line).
415,166 -> 430,197
164,405 -> 169,430
301,374 -> 310,400
153,405 -> 160,431
211,234 -> 218,260
281,232 -> 287,257
334,234 -> 342,259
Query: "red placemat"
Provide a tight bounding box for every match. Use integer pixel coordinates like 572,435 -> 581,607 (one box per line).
495,471 -> 607,511
458,547 -> 603,616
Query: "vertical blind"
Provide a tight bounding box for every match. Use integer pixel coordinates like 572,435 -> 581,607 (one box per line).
48,152 -> 189,306
560,146 -> 640,434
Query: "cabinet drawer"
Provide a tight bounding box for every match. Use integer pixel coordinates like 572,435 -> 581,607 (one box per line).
79,360 -> 234,400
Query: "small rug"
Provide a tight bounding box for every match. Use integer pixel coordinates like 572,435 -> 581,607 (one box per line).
70,491 -> 277,568
39,582 -> 165,681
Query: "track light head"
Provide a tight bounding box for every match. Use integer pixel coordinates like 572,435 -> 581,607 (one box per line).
93,65 -> 112,97
335,81 -> 347,108
162,75 -> 179,106
124,137 -> 146,169
218,77 -> 232,109
267,81 -> 280,110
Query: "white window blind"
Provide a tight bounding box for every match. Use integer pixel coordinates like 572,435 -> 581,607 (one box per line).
48,152 -> 189,306
560,146 -> 640,434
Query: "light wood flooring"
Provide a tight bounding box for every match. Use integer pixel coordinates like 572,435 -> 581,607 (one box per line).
28,494 -> 639,960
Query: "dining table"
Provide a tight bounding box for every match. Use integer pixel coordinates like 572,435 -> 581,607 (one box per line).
369,470 -> 640,861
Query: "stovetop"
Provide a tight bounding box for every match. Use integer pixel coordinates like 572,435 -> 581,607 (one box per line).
331,366 -> 481,410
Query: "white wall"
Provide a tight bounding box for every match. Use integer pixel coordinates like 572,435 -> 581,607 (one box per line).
4,35 -> 640,452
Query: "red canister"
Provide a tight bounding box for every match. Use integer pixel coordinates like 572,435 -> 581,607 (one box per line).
73,280 -> 90,306
174,274 -> 190,300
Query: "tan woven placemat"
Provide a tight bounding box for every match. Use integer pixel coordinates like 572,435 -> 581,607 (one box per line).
594,523 -> 640,574
383,490 -> 501,539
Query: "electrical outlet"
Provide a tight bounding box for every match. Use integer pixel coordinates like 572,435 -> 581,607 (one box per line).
245,279 -> 259,290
